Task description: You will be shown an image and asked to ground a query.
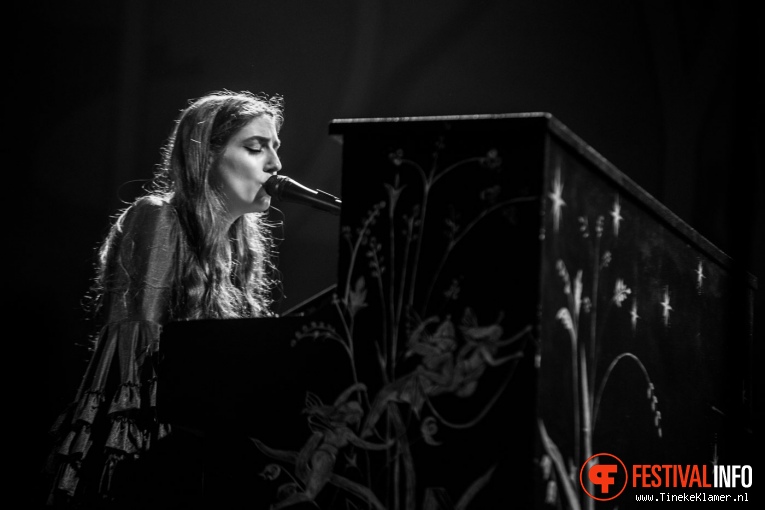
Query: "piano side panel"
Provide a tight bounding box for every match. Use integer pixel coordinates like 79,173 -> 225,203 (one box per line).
536,129 -> 754,508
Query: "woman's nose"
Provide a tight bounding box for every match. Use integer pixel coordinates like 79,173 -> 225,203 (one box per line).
267,152 -> 282,174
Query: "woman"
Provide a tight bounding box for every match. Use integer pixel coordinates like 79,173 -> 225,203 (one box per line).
45,90 -> 285,507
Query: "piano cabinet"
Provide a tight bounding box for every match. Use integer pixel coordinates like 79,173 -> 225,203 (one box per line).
159,114 -> 755,509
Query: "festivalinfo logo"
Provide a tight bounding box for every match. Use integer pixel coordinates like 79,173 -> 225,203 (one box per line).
579,453 -> 753,502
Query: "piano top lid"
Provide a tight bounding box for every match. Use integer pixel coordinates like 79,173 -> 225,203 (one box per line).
329,111 -> 552,127
328,113 -> 757,290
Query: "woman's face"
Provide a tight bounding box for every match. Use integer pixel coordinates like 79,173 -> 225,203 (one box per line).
215,115 -> 282,219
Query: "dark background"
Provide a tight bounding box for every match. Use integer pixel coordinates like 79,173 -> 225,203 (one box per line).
19,0 -> 761,503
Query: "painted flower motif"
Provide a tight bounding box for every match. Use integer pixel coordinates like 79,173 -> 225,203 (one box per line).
545,480 -> 558,505
444,217 -> 459,238
348,276 -> 368,316
260,463 -> 282,481
365,237 -> 384,278
582,296 -> 592,313
479,184 -> 502,204
548,168 -> 566,232
573,270 -> 583,316
578,216 -> 589,238
389,149 -> 404,166
421,416 -> 442,446
443,278 -> 461,300
613,278 -> 631,307
646,383 -> 662,438
294,322 -> 338,345
481,148 -> 502,169
384,177 -> 405,212
695,260 -> 706,293
610,195 -> 623,237
540,454 -> 552,479
601,250 -> 612,269
556,260 -> 571,295
556,308 -> 574,337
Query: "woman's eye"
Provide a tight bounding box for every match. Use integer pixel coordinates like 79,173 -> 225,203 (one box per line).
246,147 -> 263,154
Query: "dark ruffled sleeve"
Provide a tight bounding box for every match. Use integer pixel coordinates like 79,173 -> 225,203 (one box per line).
46,197 -> 180,504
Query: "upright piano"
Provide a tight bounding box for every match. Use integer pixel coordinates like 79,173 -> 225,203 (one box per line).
159,114 -> 755,509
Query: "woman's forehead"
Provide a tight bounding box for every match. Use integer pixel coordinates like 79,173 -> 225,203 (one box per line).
234,116 -> 280,148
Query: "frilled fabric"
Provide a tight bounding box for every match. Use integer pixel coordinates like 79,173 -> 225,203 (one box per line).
46,197 -> 179,506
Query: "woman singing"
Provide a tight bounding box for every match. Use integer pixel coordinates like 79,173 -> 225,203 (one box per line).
45,90 -> 285,507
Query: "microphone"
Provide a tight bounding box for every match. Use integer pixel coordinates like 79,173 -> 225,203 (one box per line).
264,175 -> 341,216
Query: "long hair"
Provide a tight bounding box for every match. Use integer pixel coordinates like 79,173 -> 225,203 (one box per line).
95,90 -> 284,321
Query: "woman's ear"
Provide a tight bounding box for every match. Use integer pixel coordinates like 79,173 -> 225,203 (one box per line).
205,152 -> 220,187
207,150 -> 220,173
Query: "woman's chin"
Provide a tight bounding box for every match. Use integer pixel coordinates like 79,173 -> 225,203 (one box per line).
251,196 -> 271,213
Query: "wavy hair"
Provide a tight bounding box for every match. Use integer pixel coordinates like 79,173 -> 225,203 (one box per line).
95,90 -> 284,321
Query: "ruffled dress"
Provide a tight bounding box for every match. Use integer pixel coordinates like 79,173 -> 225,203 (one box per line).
46,196 -> 182,507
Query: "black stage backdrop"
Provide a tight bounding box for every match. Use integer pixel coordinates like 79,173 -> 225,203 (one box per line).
17,0 -> 762,506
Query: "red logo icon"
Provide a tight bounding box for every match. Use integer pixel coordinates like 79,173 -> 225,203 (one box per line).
580,453 -> 628,501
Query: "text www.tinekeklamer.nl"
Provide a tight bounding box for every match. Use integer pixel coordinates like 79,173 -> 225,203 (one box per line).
634,492 -> 750,502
